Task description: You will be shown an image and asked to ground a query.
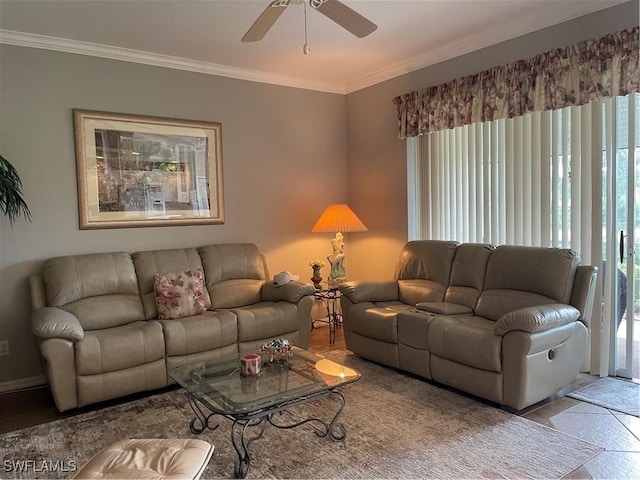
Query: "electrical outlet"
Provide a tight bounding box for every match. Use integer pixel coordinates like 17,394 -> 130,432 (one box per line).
0,340 -> 9,357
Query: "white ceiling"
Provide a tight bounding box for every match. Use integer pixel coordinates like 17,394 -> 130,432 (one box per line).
0,0 -> 629,94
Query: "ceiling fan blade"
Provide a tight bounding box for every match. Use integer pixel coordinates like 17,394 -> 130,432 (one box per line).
241,1 -> 289,42
313,0 -> 377,38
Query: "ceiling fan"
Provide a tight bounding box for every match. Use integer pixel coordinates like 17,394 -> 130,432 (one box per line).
242,0 -> 377,51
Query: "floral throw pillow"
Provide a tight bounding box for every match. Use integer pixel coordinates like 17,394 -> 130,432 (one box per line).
153,269 -> 207,320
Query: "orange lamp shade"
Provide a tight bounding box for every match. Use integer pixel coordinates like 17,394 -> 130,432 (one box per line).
311,204 -> 368,233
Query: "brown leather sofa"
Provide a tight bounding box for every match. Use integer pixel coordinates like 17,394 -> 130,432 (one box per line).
339,241 -> 597,410
29,243 -> 315,412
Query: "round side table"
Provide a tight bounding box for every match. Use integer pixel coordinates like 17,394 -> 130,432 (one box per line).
312,287 -> 343,345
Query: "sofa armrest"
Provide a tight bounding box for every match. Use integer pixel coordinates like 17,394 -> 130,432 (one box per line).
569,265 -> 597,324
339,281 -> 398,303
262,281 -> 315,303
495,303 -> 580,336
32,307 -> 84,342
29,274 -> 47,310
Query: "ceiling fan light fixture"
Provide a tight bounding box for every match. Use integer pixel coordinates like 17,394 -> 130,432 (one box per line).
241,1 -> 288,42
242,0 -> 377,48
313,0 -> 377,38
309,0 -> 329,8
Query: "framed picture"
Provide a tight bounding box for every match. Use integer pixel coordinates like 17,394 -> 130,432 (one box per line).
73,109 -> 224,229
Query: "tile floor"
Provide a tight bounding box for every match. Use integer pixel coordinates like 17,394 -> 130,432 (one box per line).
522,391 -> 640,479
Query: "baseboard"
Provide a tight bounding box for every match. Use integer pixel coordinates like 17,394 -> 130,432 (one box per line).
0,375 -> 46,393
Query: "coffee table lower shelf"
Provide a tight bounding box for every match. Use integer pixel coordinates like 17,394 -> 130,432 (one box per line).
186,388 -> 348,479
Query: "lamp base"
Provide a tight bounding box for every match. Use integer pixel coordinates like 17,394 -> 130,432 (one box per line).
326,232 -> 346,289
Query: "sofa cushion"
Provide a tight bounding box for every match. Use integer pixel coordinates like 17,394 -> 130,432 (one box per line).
160,310 -> 238,357
428,315 -> 503,373
339,281 -> 398,304
133,249 -> 211,320
42,253 -> 143,330
232,302 -> 299,343
444,243 -> 494,309
487,246 -> 578,299
63,295 -> 145,332
76,321 -> 165,375
210,279 -> 264,309
398,279 -> 447,305
199,244 -> 267,282
153,269 -> 207,320
475,289 -> 556,322
42,252 -> 139,305
475,246 -> 580,322
198,244 -> 269,309
395,240 -> 459,284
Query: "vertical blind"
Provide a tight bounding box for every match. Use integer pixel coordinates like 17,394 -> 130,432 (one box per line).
410,104 -> 603,263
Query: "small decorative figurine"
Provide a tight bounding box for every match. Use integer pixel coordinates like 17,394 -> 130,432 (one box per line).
261,338 -> 294,364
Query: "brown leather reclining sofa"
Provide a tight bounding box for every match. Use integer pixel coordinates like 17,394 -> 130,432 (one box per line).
339,240 -> 597,410
29,243 -> 315,412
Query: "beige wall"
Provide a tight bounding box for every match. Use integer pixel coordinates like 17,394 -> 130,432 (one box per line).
0,46 -> 348,385
1,1 -> 637,388
346,1 -> 639,281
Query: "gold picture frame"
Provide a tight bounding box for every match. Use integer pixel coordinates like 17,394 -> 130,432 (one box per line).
73,109 -> 224,229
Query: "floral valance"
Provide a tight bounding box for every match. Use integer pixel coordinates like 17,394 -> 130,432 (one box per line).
393,27 -> 639,139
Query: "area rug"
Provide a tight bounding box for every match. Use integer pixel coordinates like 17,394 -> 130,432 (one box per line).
0,351 -> 602,479
568,376 -> 639,417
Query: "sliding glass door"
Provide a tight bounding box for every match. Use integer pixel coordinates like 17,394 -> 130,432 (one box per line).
607,94 -> 639,379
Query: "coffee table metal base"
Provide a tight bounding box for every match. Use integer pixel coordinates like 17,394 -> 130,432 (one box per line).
187,389 -> 347,478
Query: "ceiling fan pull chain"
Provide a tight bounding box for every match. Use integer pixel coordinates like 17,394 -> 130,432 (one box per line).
303,0 -> 310,55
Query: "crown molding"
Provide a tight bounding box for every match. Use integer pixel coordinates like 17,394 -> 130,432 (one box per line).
345,0 -> 630,93
345,26 -> 520,93
0,0 -> 630,97
0,29 -> 346,95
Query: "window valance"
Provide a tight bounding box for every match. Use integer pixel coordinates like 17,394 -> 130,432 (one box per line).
393,27 -> 639,139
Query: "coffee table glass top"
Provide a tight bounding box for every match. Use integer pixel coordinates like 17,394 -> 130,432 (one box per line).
169,347 -> 360,415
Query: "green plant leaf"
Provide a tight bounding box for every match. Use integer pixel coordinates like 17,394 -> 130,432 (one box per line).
0,155 -> 32,225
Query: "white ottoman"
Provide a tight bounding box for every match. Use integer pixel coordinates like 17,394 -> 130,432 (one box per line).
73,439 -> 214,479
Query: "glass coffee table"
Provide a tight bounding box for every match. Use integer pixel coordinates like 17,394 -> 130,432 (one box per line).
169,347 -> 361,478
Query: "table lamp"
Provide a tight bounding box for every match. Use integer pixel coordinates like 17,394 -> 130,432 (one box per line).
311,204 -> 368,287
